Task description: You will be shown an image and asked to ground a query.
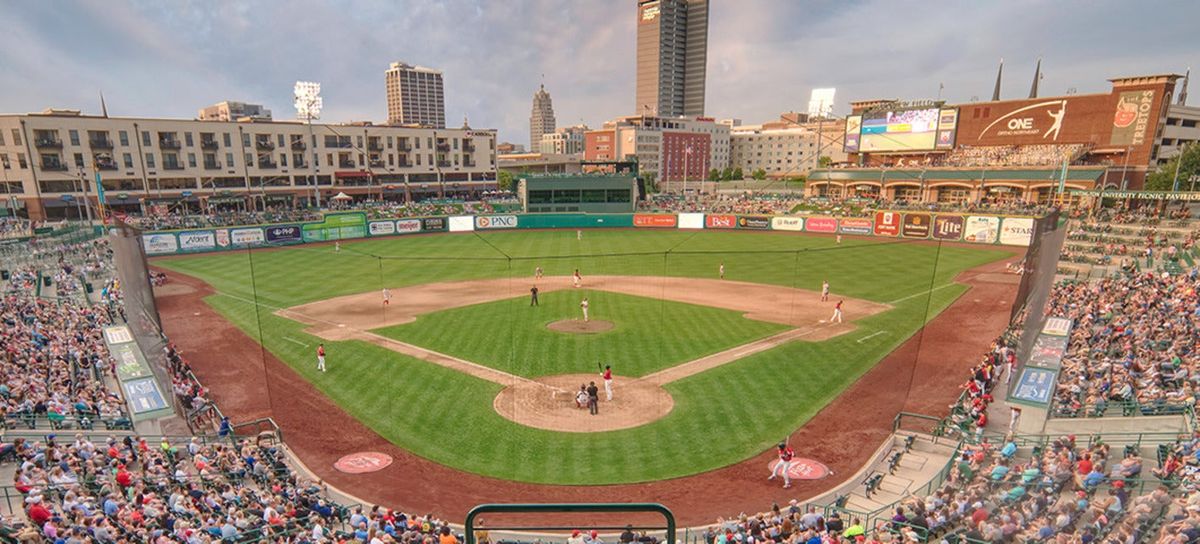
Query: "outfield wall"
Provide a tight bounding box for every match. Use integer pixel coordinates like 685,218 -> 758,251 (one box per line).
138,211 -> 1040,256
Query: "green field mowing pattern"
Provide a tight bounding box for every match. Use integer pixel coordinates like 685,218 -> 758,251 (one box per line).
374,290 -> 788,378
156,230 -> 1011,484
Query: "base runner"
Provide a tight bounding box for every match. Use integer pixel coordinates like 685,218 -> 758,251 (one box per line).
767,442 -> 796,488
831,300 -> 844,323
316,343 -> 326,372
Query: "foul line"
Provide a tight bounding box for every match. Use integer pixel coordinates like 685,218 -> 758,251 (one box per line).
282,337 -> 309,347
856,330 -> 887,343
887,283 -> 958,305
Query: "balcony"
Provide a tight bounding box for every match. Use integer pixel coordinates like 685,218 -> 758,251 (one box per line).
35,138 -> 63,148
464,160 -> 477,168
96,161 -> 119,171
255,140 -> 275,150
258,160 -> 278,169
369,159 -> 384,168
436,143 -> 451,152
203,161 -> 221,170
89,138 -> 114,150
437,160 -> 452,168
368,141 -> 384,151
163,163 -> 185,171
41,161 -> 68,171
293,160 -> 308,169
159,139 -> 181,150
338,160 -> 356,168
200,140 -> 219,150
290,140 -> 306,150
398,161 -> 413,168
397,142 -> 413,152
464,143 -> 477,153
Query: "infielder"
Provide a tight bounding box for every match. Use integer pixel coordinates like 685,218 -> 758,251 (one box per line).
573,268 -> 582,288
831,300 -> 844,323
535,266 -> 544,280
580,298 -> 590,322
821,280 -> 830,302
767,442 -> 796,488
316,343 -> 326,372
382,288 -> 391,306
602,364 -> 613,401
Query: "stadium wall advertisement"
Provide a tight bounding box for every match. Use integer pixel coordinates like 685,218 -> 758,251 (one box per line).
138,211 -> 1040,255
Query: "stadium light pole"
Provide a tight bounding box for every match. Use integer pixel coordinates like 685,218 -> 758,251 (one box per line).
295,82 -> 324,208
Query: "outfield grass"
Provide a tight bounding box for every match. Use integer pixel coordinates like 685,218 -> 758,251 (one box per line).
155,230 -> 1011,484
374,290 -> 788,378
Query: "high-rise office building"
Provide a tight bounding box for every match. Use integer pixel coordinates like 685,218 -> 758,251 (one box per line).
197,101 -> 272,121
385,61 -> 446,128
635,0 -> 708,117
530,84 -> 556,150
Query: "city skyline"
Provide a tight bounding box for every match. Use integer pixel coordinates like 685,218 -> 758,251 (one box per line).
1,0 -> 1195,144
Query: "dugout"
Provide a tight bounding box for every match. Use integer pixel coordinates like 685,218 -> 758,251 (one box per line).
518,174 -> 640,214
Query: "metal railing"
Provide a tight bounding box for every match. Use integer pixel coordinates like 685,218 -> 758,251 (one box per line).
1049,397 -> 1194,419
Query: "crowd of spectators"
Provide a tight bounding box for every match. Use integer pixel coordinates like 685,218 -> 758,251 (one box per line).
0,218 -> 31,239
124,207 -> 324,231
940,144 -> 1088,168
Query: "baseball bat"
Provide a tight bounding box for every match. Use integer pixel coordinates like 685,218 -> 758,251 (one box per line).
597,361 -> 602,373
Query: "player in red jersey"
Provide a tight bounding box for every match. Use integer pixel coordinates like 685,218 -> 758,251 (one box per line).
768,441 -> 796,488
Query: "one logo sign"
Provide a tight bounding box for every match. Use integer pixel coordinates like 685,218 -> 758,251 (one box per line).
978,99 -> 1068,141
804,217 -> 838,233
736,216 -> 771,230
476,215 -> 517,229
874,212 -> 901,236
634,214 -> 678,228
333,452 -> 393,474
705,214 -> 736,229
771,217 -> 804,231
902,213 -> 931,238
396,219 -> 422,233
765,458 -> 832,480
838,217 -> 872,235
932,215 -> 964,241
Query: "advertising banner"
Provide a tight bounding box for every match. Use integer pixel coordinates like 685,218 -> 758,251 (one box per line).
448,216 -> 475,232
874,211 -> 901,236
901,213 -> 931,238
705,214 -> 736,229
1109,90 -> 1155,146
396,219 -> 422,233
843,115 -> 862,153
804,217 -> 838,233
999,217 -> 1035,246
302,212 -> 367,242
369,221 -> 397,236
771,217 -> 804,231
230,228 -> 265,246
215,229 -> 230,248
678,213 -> 705,229
838,217 -> 872,235
421,217 -> 447,232
1028,334 -> 1069,369
1041,317 -> 1072,337
123,377 -> 170,414
1012,368 -> 1057,406
935,108 -> 959,149
931,215 -> 964,241
177,230 -> 215,251
265,225 -> 302,244
475,215 -> 518,229
963,216 -> 1000,244
736,216 -> 771,230
634,214 -> 678,228
142,233 -> 178,255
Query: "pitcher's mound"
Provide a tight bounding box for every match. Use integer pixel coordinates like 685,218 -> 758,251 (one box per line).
546,319 -> 614,334
494,374 -> 673,433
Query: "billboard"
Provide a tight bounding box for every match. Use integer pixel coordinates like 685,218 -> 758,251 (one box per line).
634,214 -> 678,228
771,217 -> 804,231
265,225 -> 303,244
804,217 -> 838,233
705,214 -> 736,229
999,217 -> 1035,246
931,215 -> 964,241
859,108 -> 940,151
736,216 -> 771,230
843,115 -> 862,153
476,215 -> 518,229
963,216 -> 1000,244
369,221 -> 397,236
421,217 -> 447,231
178,230 -> 215,251
230,228 -> 264,246
142,233 -> 178,255
874,211 -> 901,236
396,219 -> 422,233
448,216 -> 474,232
935,108 -> 958,148
901,213 -> 931,238
1109,90 -> 1156,146
678,213 -> 705,229
838,217 -> 872,235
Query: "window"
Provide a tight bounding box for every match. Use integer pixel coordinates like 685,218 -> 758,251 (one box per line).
18,153 -> 27,168
141,131 -> 151,146
184,132 -> 193,147
415,138 -> 421,149
188,153 -> 197,168
326,153 -> 333,166
387,136 -> 393,149
119,131 -> 129,146
324,135 -> 337,148
528,190 -> 552,204
69,130 -> 80,146
278,134 -> 285,148
11,130 -> 21,146
123,153 -> 133,168
416,154 -> 421,165
453,139 -> 459,150
223,133 -> 232,147
356,136 -> 363,149
225,152 -> 234,167
388,154 -> 394,166
426,137 -> 432,148
0,153 -> 7,168
607,189 -> 631,203
74,153 -> 84,168
242,133 -> 250,147
244,153 -> 253,165
145,153 -> 156,168
280,153 -> 287,167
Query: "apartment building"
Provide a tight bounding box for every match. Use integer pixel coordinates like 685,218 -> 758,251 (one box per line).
729,114 -> 847,177
385,62 -> 446,128
539,125 -> 587,155
1157,103 -> 1200,166
0,109 -> 496,220
197,101 -> 272,122
584,115 -> 727,181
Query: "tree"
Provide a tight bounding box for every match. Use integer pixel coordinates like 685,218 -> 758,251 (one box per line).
642,172 -> 658,193
818,156 -> 833,168
751,168 -> 767,181
721,166 -> 734,181
1145,144 -> 1200,192
708,168 -> 721,182
497,171 -> 516,192
732,167 -> 744,180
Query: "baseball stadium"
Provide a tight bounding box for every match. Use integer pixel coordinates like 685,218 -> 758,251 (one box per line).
3,43 -> 1200,544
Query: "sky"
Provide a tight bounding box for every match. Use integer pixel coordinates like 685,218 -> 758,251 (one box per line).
1,0 -> 1196,145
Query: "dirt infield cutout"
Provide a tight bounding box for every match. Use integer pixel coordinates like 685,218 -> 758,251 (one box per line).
277,275 -> 889,432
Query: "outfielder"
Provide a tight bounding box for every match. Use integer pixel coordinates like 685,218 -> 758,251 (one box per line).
316,343 -> 326,372
382,288 -> 391,306
821,280 -> 830,302
719,263 -> 725,280
580,298 -> 590,322
831,300 -> 844,323
573,268 -> 582,288
577,229 -> 583,241
768,442 -> 796,488
602,364 -> 613,401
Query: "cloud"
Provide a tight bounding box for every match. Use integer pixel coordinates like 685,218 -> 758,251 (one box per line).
0,0 -> 1194,144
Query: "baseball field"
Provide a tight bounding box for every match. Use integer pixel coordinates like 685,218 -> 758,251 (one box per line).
153,229 -> 1010,485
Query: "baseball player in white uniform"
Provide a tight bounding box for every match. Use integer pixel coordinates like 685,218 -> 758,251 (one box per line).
821,280 -> 830,302
719,263 -> 725,280
573,269 -> 582,288
580,298 -> 590,322
382,288 -> 391,306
